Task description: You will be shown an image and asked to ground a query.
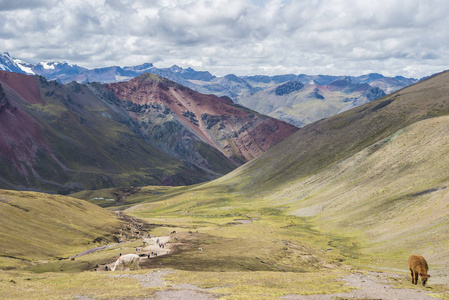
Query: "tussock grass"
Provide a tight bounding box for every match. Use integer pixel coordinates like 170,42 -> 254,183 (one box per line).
167,270 -> 353,299
0,269 -> 162,300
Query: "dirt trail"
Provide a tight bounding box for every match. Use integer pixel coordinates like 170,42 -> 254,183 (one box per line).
142,236 -> 172,256
71,244 -> 120,259
96,235 -> 174,271
282,272 -> 442,300
103,269 -> 444,299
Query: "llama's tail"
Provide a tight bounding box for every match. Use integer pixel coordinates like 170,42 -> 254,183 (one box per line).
111,259 -> 120,271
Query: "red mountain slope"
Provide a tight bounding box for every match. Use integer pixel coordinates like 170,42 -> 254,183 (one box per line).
105,73 -> 298,163
0,71 -> 229,193
0,71 -> 44,105
0,74 -> 56,182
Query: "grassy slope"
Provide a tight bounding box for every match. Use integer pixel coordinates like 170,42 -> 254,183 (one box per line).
272,115 -> 449,267
0,189 -> 121,267
209,71 -> 449,269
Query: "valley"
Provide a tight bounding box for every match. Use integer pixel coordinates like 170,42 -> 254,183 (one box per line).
1,70 -> 449,298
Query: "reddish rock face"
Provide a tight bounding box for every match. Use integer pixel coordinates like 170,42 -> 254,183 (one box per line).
0,77 -> 50,179
0,71 -> 44,105
105,74 -> 298,163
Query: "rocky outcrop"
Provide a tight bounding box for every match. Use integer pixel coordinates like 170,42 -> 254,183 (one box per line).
275,81 -> 304,96
306,88 -> 325,100
362,87 -> 386,101
0,83 -> 8,112
201,114 -> 226,130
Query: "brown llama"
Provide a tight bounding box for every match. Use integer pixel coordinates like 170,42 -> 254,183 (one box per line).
408,255 -> 431,286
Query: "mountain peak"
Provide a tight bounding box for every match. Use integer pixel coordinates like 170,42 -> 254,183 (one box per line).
367,73 -> 384,80
125,62 -> 154,71
105,74 -> 297,166
224,74 -> 244,83
137,72 -> 165,81
135,73 -> 181,87
0,52 -> 28,74
329,76 -> 354,87
169,65 -> 183,72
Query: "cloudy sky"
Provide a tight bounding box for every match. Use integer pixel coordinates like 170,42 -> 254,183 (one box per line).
1,0 -> 448,78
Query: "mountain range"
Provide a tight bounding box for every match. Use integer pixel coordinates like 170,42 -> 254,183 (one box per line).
1,52 -> 419,127
0,70 -> 295,193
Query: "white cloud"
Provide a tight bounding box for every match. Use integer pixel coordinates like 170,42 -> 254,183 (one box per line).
0,0 -> 448,78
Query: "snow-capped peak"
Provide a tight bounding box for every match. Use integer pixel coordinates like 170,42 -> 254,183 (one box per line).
13,58 -> 35,75
40,62 -> 56,70
0,52 -> 34,74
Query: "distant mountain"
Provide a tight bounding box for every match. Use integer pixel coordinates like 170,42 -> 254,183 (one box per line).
1,51 -> 419,127
0,52 -> 30,74
235,77 -> 388,127
0,70 -> 295,193
229,71 -> 449,192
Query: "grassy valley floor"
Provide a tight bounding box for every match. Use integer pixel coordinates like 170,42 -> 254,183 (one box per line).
3,185 -> 447,299
1,213 -> 447,299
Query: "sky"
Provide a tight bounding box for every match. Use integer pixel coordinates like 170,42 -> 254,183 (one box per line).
0,0 -> 448,78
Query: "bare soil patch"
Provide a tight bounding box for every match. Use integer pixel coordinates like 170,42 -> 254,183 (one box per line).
109,269 -> 172,288
282,272 -> 440,300
151,284 -> 218,300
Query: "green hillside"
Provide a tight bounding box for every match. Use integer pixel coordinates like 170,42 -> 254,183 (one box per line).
0,189 -> 121,268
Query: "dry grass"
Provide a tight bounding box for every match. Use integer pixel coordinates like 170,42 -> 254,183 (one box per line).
167,270 -> 353,299
0,269 -> 164,299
